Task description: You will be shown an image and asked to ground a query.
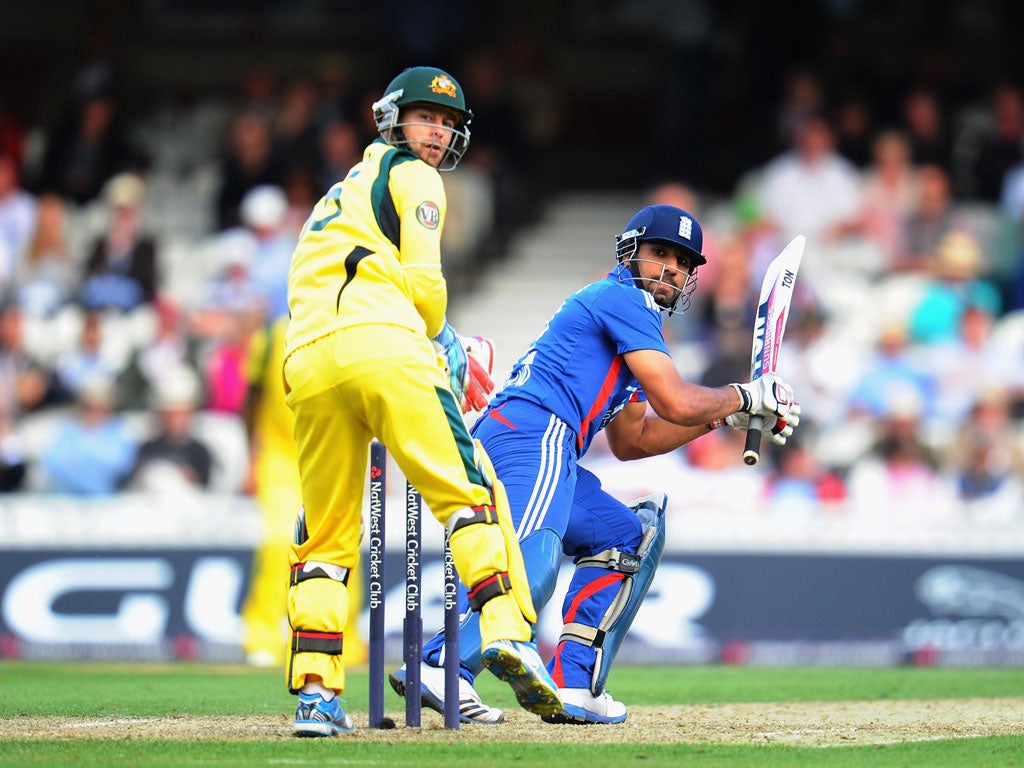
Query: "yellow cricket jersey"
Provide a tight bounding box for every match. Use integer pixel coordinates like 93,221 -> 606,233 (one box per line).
285,139 -> 449,361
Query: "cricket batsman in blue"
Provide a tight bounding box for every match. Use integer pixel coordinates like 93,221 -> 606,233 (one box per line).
391,203 -> 801,724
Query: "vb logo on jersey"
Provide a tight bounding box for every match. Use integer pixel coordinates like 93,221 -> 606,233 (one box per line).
416,201 -> 440,230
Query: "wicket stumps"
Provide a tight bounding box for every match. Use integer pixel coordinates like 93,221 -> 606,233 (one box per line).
367,441 -> 461,729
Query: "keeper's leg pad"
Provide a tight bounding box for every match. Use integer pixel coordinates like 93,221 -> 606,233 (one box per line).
286,561 -> 351,694
447,527 -> 562,675
560,493 -> 667,696
448,512 -> 533,646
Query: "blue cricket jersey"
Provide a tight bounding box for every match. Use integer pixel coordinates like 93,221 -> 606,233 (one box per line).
487,264 -> 669,454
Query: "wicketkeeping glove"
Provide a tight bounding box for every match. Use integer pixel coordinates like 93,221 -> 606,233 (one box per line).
432,322 -> 496,413
432,321 -> 469,405
724,402 -> 801,446
730,373 -> 796,420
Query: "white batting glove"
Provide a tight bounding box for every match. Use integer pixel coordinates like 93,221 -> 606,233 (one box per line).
730,373 -> 796,420
725,402 -> 801,446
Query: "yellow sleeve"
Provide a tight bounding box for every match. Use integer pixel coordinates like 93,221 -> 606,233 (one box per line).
391,160 -> 449,339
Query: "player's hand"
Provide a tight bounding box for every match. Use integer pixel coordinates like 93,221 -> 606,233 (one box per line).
462,336 -> 495,412
433,323 -> 497,412
730,374 -> 796,420
432,322 -> 470,405
725,402 -> 801,446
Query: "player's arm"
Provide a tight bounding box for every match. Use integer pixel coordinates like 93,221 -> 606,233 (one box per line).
604,399 -> 712,460
625,347 -> 796,424
393,162 -> 448,337
615,349 -> 799,459
623,348 -> 741,427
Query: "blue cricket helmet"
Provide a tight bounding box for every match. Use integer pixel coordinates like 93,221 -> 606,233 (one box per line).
614,204 -> 706,315
617,204 -> 706,266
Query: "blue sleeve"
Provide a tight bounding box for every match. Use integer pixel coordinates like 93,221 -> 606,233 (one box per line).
591,284 -> 669,356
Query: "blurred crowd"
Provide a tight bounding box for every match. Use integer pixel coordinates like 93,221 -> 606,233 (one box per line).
2,55 -> 1024,528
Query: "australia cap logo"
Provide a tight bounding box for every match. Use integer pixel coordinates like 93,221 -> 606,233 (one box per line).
430,75 -> 457,99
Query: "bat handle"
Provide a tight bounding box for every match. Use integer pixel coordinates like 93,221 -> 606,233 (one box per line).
743,414 -> 764,466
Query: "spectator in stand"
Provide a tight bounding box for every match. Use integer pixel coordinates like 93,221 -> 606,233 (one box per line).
52,309 -> 125,404
754,114 -> 863,251
215,107 -> 284,231
78,172 -> 159,312
773,68 -> 825,157
691,234 -> 751,349
117,297 -> 204,411
900,87 -> 954,176
203,315 -> 256,416
36,68 -> 145,205
0,150 -> 36,294
0,300 -> 58,415
281,167 -> 320,236
237,184 -> 297,321
908,230 -> 1001,346
316,118 -> 362,195
846,322 -> 937,423
765,433 -> 847,518
832,93 -> 875,169
237,65 -> 277,116
189,229 -> 267,417
966,83 -> 1024,203
274,75 -> 322,181
857,130 -> 921,267
38,372 -> 137,495
943,389 -> 1023,521
896,164 -> 956,273
924,303 -> 1007,439
14,194 -> 75,317
780,302 -> 863,434
125,366 -> 213,493
846,386 -> 948,519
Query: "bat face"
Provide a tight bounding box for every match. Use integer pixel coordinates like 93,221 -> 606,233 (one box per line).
749,238 -> 804,381
743,235 -> 804,467
751,266 -> 798,378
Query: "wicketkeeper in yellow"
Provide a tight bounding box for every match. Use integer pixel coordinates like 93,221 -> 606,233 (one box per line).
284,65 -> 562,736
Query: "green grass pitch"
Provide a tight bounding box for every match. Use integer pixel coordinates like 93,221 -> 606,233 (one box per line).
0,662 -> 1021,767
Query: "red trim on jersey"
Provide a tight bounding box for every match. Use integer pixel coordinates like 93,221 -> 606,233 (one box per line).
577,355 -> 624,451
488,405 -> 517,430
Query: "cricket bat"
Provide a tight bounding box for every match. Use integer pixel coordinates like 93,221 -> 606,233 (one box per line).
743,235 -> 805,466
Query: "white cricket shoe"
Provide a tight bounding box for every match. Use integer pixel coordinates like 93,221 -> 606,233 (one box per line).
541,688 -> 627,724
481,639 -> 563,717
389,663 -> 505,724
